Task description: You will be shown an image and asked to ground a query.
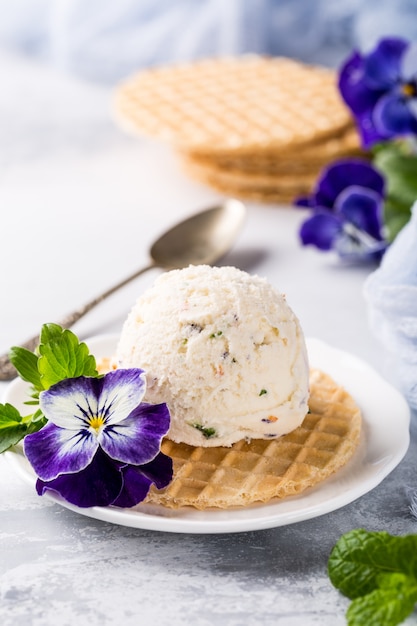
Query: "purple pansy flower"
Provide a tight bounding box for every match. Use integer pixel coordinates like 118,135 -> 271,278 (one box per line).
23,368 -> 172,508
296,159 -> 387,261
339,37 -> 417,147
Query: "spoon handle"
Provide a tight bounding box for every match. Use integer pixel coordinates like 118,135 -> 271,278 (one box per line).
0,261 -> 156,381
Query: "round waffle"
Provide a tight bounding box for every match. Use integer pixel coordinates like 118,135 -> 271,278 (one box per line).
183,158 -> 318,191
182,161 -> 317,204
184,126 -> 362,173
145,369 -> 362,509
179,125 -> 363,204
114,56 -> 353,155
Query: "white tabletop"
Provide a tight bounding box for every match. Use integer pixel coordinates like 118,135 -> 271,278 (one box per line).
0,50 -> 415,626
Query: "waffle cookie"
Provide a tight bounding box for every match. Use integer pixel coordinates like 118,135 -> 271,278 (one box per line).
184,126 -> 363,173
145,369 -> 362,509
114,55 -> 363,204
183,158 -> 318,195
115,56 -> 352,154
180,126 -> 363,203
181,168 -> 316,204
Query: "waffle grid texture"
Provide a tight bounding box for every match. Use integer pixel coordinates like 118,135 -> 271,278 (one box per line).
115,56 -> 352,154
114,55 -> 362,203
146,369 -> 362,509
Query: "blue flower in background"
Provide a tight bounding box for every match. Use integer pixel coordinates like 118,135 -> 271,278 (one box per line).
339,37 -> 417,147
24,368 -> 172,508
296,159 -> 387,261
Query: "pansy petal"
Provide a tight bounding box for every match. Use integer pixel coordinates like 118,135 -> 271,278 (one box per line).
408,98 -> 417,120
139,451 -> 174,490
401,42 -> 417,83
315,160 -> 385,208
24,422 -> 98,481
333,234 -> 364,260
36,447 -> 124,508
112,452 -> 173,508
339,51 -> 381,115
294,195 -> 314,208
339,40 -> 413,147
335,186 -> 384,241
97,368 -> 147,426
334,233 -> 386,263
110,465 -> 153,508
364,38 -> 408,90
99,402 -> 170,465
39,369 -> 146,430
352,110 -> 390,147
40,376 -> 102,430
299,212 -> 342,251
373,92 -> 417,137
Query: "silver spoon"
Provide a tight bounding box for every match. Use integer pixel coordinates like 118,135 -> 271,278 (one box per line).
0,198 -> 246,380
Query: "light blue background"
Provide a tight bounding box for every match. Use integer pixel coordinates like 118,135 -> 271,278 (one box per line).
1,0 -> 417,83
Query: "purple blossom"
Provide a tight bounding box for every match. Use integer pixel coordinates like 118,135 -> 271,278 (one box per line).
296,159 -> 387,261
24,369 -> 172,508
339,37 -> 417,147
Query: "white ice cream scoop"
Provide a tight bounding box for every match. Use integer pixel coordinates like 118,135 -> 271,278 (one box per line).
116,265 -> 310,447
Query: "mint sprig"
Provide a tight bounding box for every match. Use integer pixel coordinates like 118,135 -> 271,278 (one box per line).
36,323 -> 97,388
0,404 -> 34,454
328,529 -> 417,626
0,323 -> 98,452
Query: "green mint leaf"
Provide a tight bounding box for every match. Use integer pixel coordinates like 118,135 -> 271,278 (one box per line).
328,529 -> 417,599
9,346 -> 42,390
0,403 -> 28,453
347,573 -> 417,626
329,530 -> 417,626
0,404 -> 47,453
373,142 -> 417,241
25,415 -> 47,434
29,408 -> 46,424
37,323 -> 98,389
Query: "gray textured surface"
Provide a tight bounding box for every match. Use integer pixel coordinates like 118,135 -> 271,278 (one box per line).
0,50 -> 416,626
1,422 -> 416,626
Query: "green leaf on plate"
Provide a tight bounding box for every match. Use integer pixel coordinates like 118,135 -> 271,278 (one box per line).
9,346 -> 42,391
37,323 -> 98,389
0,403 -> 28,453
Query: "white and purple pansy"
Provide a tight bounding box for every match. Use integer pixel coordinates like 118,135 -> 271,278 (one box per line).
23,368 -> 172,508
339,37 -> 417,148
295,159 -> 387,262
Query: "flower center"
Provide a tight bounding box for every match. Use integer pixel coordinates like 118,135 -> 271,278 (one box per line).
88,415 -> 105,433
402,81 -> 417,98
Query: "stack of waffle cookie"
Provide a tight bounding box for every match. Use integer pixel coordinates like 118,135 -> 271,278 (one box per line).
114,55 -> 363,204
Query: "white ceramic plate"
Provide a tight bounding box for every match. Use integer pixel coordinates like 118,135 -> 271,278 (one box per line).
3,335 -> 410,534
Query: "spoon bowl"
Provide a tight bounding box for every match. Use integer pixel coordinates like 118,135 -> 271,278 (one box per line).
0,199 -> 246,380
150,198 -> 246,269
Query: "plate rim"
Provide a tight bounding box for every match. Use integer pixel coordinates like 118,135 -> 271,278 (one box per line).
2,335 -> 410,534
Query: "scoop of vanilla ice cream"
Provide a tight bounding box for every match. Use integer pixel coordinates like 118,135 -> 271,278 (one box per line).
115,265 -> 309,447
